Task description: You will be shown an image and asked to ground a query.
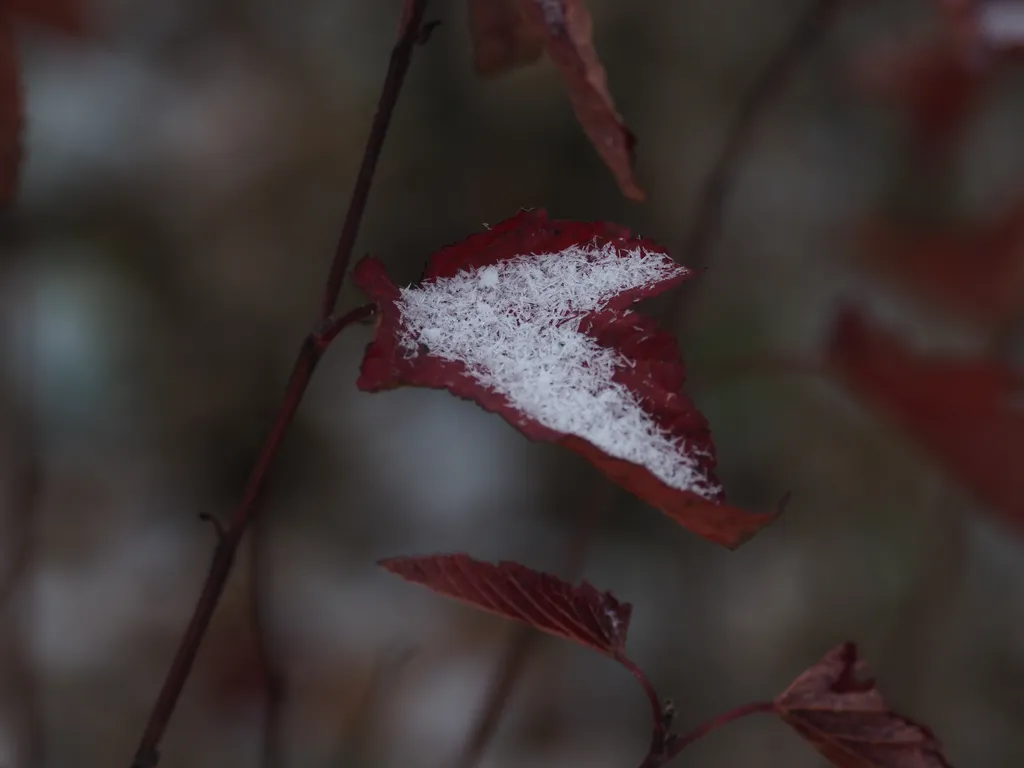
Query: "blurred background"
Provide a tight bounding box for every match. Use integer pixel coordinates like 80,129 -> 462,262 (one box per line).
1,0 -> 1022,766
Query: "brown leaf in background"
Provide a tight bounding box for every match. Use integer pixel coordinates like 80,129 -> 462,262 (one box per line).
467,0 -> 545,75
522,0 -> 644,200
775,643 -> 953,767
0,0 -> 88,206
0,16 -> 20,207
828,306 -> 1024,537
381,553 -> 631,656
856,198 -> 1024,334
469,0 -> 645,200
851,35 -> 991,155
7,0 -> 87,34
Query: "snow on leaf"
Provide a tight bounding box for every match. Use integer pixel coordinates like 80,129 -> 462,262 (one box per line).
775,643 -> 953,768
380,553 -> 631,655
467,0 -> 546,75
828,306 -> 1024,537
855,199 -> 1024,334
355,210 -> 778,549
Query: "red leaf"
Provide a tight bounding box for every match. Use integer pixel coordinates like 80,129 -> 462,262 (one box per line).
828,306 -> 1024,536
851,34 -> 991,154
0,16 -> 20,207
7,0 -> 87,35
467,0 -> 545,76
382,553 -> 675,760
517,0 -> 644,201
855,198 -> 1024,333
775,643 -> 952,768
381,553 -> 630,655
355,210 -> 778,548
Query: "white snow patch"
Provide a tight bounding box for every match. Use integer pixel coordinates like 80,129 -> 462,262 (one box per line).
981,2 -> 1024,48
395,242 -> 721,499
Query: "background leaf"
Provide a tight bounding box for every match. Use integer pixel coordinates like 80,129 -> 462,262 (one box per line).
828,306 -> 1024,537
0,16 -> 20,207
517,0 -> 644,200
466,0 -> 545,76
775,643 -> 952,768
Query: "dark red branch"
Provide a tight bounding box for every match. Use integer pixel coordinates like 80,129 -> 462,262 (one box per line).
319,0 -> 431,320
660,701 -> 776,764
617,653 -> 674,764
127,3 -> 427,765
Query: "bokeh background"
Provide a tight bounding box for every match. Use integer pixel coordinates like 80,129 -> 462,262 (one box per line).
1,0 -> 1022,766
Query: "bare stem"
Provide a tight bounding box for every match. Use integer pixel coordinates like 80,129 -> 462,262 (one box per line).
319,1 -> 435,320
658,701 -> 776,765
250,515 -> 285,768
679,0 -> 842,271
0,274 -> 45,768
127,1 -> 428,762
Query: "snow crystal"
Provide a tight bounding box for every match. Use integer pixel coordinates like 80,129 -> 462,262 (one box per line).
394,242 -> 722,499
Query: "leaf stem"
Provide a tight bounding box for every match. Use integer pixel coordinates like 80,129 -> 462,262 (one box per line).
126,1 -> 428,763
665,700 -> 775,761
615,654 -> 672,762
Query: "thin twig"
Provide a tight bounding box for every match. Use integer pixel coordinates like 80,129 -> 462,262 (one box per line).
250,515 -> 285,768
0,277 -> 45,768
319,4 -> 436,319
679,0 -> 842,271
452,482 -> 613,768
655,701 -> 776,766
128,2 -> 429,762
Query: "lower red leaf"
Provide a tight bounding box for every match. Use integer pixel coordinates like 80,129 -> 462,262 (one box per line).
775,643 -> 952,768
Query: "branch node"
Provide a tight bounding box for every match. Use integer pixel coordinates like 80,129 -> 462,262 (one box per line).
419,19 -> 441,44
131,746 -> 159,768
198,513 -> 227,544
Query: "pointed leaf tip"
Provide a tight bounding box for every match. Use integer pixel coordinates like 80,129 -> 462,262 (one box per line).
380,553 -> 631,655
776,643 -> 953,767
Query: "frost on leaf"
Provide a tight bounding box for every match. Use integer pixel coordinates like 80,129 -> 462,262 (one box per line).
464,0 -> 644,200
775,643 -> 952,768
380,554 -> 630,655
355,210 -> 778,548
828,306 -> 1024,537
855,197 -> 1024,334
